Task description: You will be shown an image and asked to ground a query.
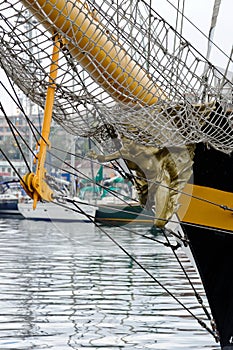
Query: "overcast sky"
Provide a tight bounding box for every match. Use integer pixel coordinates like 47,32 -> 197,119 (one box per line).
153,0 -> 233,67
1,0 -> 233,115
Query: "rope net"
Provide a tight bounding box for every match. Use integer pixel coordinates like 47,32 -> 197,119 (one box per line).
1,0 -> 233,153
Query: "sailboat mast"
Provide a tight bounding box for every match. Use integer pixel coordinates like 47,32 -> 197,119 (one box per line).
202,0 -> 222,101
206,0 -> 222,62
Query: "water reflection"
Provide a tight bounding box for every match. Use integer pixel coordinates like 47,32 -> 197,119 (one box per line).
0,218 -> 220,349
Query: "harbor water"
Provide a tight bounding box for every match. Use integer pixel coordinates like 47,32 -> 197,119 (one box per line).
0,218 -> 220,350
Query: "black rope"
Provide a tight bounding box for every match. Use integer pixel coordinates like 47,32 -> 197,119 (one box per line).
0,77 -> 40,144
93,220 -> 219,342
53,196 -> 171,245
24,191 -> 219,341
0,103 -> 33,173
162,0 -> 232,66
0,148 -> 27,187
0,121 -> 224,342
47,149 -> 137,207
1,108 -> 231,233
51,145 -> 133,181
62,49 -> 136,182
161,228 -> 214,322
51,144 -> 233,213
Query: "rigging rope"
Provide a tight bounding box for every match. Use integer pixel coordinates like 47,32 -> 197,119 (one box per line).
2,83 -> 232,217
162,228 -> 214,322
95,221 -> 219,341
2,81 -> 232,218
0,106 -> 226,342
31,192 -> 219,340
0,1 -> 232,340
1,0 -> 233,152
45,196 -> 224,339
0,103 -> 32,173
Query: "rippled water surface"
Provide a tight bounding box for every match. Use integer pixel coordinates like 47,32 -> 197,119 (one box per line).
0,218 -> 220,350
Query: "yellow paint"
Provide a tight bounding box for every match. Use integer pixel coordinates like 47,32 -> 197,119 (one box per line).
178,184 -> 233,231
21,35 -> 61,207
21,0 -> 166,105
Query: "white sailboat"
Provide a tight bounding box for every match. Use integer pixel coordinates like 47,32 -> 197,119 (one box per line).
18,197 -> 95,222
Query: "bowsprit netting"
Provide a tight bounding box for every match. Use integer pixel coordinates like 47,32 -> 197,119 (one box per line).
1,0 -> 233,152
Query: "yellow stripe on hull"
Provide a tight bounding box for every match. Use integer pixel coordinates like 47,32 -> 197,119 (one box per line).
21,0 -> 166,105
178,184 -> 233,231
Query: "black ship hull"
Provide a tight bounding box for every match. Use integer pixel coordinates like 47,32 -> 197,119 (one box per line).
177,144 -> 233,349
180,223 -> 233,349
